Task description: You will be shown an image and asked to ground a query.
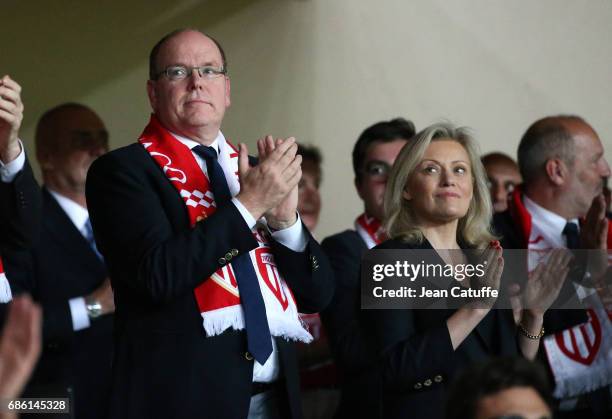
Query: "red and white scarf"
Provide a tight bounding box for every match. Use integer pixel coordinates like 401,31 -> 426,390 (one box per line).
0,257 -> 11,302
139,115 -> 311,343
508,188 -> 612,398
354,213 -> 387,249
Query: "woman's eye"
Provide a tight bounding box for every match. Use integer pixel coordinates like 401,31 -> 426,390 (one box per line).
455,166 -> 466,174
424,166 -> 438,174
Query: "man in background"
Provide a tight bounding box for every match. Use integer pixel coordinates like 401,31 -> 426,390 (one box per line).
446,357 -> 553,419
7,103 -> 114,419
481,152 -> 522,213
494,115 -> 611,418
296,144 -> 322,233
320,117 -> 415,418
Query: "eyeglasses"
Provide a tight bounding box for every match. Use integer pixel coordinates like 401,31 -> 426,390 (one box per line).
154,65 -> 227,81
363,161 -> 392,179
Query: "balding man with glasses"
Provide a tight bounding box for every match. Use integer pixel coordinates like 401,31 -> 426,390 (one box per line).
86,29 -> 333,419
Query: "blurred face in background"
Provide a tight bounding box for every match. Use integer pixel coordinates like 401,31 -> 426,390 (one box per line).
38,106 -> 108,195
475,387 -> 552,419
356,139 -> 407,221
298,159 -> 322,231
483,159 -> 521,213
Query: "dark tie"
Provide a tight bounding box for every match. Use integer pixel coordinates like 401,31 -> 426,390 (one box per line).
562,221 -> 586,286
84,218 -> 104,261
192,145 -> 273,364
562,222 -> 580,249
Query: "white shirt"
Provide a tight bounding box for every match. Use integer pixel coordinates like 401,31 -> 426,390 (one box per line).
0,140 -> 26,182
524,195 -> 592,300
172,130 -> 307,383
46,189 -> 96,332
523,195 -> 579,249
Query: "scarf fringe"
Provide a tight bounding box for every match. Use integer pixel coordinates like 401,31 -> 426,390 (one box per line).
553,360 -> 612,398
202,306 -> 312,343
0,273 -> 12,303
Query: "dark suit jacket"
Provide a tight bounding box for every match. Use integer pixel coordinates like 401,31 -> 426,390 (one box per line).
320,230 -> 378,418
0,158 -> 41,251
360,238 -> 518,419
4,188 -> 114,419
85,142 -> 334,419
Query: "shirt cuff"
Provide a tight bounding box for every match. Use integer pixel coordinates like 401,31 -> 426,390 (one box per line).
69,297 -> 91,331
0,140 -> 25,183
270,213 -> 307,252
232,197 -> 257,229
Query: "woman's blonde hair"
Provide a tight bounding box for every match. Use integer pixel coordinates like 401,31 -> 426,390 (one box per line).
383,122 -> 496,248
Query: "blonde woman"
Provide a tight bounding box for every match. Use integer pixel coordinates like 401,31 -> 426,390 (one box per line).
361,122 -> 569,419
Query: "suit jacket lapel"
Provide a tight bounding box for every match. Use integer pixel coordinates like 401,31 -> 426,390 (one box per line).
42,188 -> 106,275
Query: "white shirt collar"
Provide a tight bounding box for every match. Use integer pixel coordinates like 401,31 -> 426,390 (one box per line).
47,188 -> 90,234
170,130 -> 223,154
523,194 -> 579,245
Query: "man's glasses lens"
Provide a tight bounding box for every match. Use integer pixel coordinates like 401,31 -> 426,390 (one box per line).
364,161 -> 391,178
159,65 -> 226,81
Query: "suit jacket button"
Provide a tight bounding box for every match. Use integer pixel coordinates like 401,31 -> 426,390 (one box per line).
231,249 -> 239,256
225,252 -> 233,260
434,375 -> 443,383
244,351 -> 254,361
310,255 -> 319,270
413,382 -> 422,390
218,257 -> 227,265
424,379 -> 432,387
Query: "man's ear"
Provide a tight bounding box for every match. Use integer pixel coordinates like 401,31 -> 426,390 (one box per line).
146,80 -> 157,111
545,158 -> 567,186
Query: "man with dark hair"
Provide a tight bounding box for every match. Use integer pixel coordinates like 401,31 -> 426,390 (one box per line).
6,103 -> 114,419
482,152 -> 522,213
86,29 -> 333,419
494,115 -> 611,418
446,357 -> 553,419
320,117 -> 415,418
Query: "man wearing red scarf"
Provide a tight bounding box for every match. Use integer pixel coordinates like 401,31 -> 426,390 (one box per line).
494,115 -> 611,419
86,29 -> 333,419
319,118 -> 415,418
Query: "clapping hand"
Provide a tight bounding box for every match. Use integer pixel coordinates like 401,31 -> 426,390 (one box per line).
0,75 -> 24,164
521,248 -> 572,315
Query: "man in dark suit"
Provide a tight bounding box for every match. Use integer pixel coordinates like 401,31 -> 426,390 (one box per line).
85,29 -> 333,419
493,115 -> 611,418
6,103 -> 114,419
319,118 -> 415,418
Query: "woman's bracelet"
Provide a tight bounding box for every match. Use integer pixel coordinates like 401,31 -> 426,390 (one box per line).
518,323 -> 545,340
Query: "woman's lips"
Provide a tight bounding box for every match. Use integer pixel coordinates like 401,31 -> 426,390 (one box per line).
436,192 -> 460,198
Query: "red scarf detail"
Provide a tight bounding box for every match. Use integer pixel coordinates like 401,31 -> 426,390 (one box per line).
138,115 -> 310,342
354,213 -> 387,247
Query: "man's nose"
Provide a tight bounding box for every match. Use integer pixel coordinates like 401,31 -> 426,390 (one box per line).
187,68 -> 204,90
600,158 -> 611,178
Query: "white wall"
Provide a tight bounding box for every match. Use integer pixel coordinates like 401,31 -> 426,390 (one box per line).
7,0 -> 612,238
